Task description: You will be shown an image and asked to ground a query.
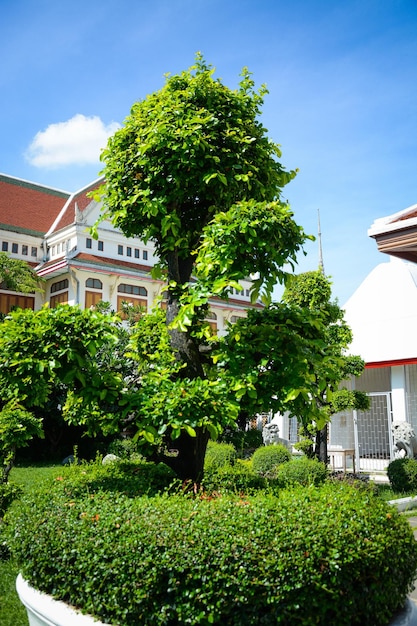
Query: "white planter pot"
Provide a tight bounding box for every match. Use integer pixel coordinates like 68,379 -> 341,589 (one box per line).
16,574 -> 111,626
16,573 -> 417,626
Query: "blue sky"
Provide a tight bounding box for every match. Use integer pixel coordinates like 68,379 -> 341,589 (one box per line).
1,0 -> 416,304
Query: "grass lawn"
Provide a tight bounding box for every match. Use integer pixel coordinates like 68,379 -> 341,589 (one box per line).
0,464 -> 62,626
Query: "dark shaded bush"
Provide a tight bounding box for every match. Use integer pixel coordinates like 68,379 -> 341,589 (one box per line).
387,457 -> 417,493
107,437 -> 143,460
251,444 -> 291,476
220,428 -> 263,454
204,441 -> 237,472
5,479 -> 417,626
274,456 -> 328,487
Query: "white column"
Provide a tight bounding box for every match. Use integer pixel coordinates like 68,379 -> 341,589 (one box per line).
391,365 -> 407,422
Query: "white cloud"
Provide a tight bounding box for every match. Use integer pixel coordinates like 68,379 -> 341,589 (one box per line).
25,114 -> 120,168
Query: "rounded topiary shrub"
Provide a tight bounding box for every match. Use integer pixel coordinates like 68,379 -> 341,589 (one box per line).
275,456 -> 329,487
387,457 -> 417,493
204,441 -> 237,472
6,478 -> 417,626
251,443 -> 291,476
201,459 -> 266,494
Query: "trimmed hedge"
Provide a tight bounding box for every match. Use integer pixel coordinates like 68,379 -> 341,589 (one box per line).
251,444 -> 291,476
387,457 -> 417,493
6,469 -> 417,626
202,459 -> 266,494
204,441 -> 237,472
274,456 -> 329,487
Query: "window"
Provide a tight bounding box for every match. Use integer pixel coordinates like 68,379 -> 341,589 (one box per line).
126,246 -> 132,257
98,241 -> 104,251
134,249 -> 140,259
2,242 -> 8,252
12,243 -> 18,254
118,245 -> 123,255
143,250 -> 148,260
118,284 -> 147,296
50,279 -> 69,308
86,238 -> 92,249
31,247 -> 37,257
22,245 -> 28,256
86,278 -> 103,289
51,279 -> 69,293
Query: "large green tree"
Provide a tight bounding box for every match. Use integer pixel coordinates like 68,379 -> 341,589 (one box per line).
94,55 -> 309,480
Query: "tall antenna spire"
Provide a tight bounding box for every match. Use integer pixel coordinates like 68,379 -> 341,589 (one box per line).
317,208 -> 325,274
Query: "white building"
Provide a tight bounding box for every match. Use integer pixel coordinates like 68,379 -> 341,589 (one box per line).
0,172 -> 258,330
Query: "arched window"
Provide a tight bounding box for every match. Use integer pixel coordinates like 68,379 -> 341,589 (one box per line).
205,311 -> 217,333
85,277 -> 103,308
86,278 -> 103,289
118,284 -> 147,296
50,279 -> 69,307
117,283 -> 147,315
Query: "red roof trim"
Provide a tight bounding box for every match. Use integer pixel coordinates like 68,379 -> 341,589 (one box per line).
366,358 -> 417,369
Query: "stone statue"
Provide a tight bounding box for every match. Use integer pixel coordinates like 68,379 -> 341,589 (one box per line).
392,421 -> 417,459
262,421 -> 291,450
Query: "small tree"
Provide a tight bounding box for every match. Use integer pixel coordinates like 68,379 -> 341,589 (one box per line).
94,54 -> 310,481
281,270 -> 369,462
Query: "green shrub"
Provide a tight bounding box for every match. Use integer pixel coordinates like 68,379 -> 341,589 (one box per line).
5,480 -> 417,625
251,444 -> 291,476
51,456 -> 178,498
204,441 -> 237,472
387,457 -> 417,493
0,483 -> 22,519
275,456 -> 329,487
107,437 -> 143,460
202,459 -> 266,494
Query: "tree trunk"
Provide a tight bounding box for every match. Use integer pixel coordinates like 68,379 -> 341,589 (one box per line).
165,251 -> 204,379
315,424 -> 328,464
162,427 -> 210,483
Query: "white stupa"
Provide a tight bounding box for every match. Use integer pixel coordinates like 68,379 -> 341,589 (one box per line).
343,257 -> 417,365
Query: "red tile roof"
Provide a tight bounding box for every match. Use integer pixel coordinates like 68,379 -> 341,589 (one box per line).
0,174 -> 70,236
70,252 -> 152,274
37,252 -> 153,277
49,178 -> 104,234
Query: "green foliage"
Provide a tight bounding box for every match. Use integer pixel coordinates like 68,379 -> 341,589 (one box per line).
6,479 -> 417,625
274,456 -> 329,487
0,402 -> 43,482
0,482 -> 22,519
201,459 -> 266,494
204,441 -> 237,472
387,457 -> 417,493
107,437 -> 143,460
50,457 -> 178,498
251,444 -> 291,476
0,251 -> 44,294
0,305 -> 122,410
217,303 -> 331,426
97,54 -> 299,263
